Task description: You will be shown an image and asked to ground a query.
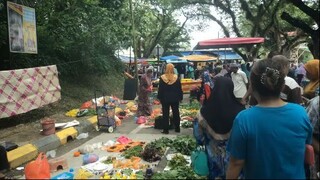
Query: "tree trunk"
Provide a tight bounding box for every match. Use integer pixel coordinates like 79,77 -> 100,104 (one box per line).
311,31 -> 319,59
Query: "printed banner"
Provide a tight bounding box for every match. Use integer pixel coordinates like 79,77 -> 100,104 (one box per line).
0,65 -> 61,119
7,2 -> 38,54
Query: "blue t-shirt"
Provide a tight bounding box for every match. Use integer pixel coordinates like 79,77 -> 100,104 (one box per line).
227,103 -> 312,179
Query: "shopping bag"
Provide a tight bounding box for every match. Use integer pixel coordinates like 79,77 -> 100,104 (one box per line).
25,152 -> 50,179
191,146 -> 209,176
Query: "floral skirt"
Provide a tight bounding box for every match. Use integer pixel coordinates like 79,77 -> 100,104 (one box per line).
206,138 -> 229,179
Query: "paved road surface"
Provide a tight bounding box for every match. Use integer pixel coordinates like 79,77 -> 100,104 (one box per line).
18,114 -> 193,179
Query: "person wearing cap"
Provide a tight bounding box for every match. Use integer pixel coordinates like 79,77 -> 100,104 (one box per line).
230,63 -> 248,104
137,66 -> 153,117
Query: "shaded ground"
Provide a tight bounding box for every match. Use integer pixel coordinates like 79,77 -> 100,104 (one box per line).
0,74 -> 125,145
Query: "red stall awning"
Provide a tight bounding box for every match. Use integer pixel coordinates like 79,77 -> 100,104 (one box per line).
194,37 -> 265,49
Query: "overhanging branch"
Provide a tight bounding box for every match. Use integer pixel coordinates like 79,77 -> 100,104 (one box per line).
281,12 -> 315,35
286,0 -> 319,23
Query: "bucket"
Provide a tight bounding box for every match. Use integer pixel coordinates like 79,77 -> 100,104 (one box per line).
41,118 -> 56,136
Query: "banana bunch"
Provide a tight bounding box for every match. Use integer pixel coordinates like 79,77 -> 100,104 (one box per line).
65,109 -> 79,117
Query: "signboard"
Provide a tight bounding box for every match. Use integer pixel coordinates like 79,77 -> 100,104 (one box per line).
7,2 -> 37,54
151,44 -> 164,57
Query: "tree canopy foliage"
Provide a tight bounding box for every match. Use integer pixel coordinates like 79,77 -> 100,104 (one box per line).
175,0 -> 319,60
0,0 -> 318,75
0,0 -> 191,76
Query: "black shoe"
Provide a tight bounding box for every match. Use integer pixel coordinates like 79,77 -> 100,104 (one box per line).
175,128 -> 180,133
161,130 -> 169,134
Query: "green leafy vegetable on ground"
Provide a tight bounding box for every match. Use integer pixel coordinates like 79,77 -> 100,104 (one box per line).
122,146 -> 143,159
168,154 -> 188,169
172,136 -> 197,155
101,156 -> 113,164
180,102 -> 201,110
152,166 -> 207,180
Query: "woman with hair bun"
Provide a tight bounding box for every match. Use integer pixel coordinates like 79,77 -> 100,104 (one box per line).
226,58 -> 313,179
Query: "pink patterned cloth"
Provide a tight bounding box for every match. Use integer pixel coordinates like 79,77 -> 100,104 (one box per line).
0,65 -> 61,118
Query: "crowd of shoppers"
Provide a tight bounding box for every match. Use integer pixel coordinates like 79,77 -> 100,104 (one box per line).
136,55 -> 319,179
192,56 -> 319,179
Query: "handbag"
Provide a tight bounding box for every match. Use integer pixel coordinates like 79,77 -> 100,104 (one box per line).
25,152 -> 50,179
191,146 -> 209,176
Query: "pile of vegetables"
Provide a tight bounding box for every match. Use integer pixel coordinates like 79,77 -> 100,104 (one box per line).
141,137 -> 172,162
180,102 -> 201,118
101,156 -> 114,164
141,136 -> 196,162
168,154 -> 188,169
152,166 -> 206,179
101,169 -> 144,179
172,136 -> 197,155
122,146 -> 143,159
180,102 -> 201,110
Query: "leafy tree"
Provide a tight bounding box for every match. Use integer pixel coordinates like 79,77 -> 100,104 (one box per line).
0,0 -> 129,76
174,0 -> 318,61
281,0 -> 319,59
174,0 -> 288,61
132,0 -> 191,58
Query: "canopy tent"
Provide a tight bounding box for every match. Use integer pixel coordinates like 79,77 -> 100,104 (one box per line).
180,55 -> 217,62
160,55 -> 181,61
212,51 -> 242,60
194,37 -> 265,49
180,51 -> 203,56
166,59 -> 188,64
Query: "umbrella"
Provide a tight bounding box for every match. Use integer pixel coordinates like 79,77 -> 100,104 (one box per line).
180,55 -> 217,62
160,55 -> 181,61
166,59 -> 188,64
194,37 -> 265,49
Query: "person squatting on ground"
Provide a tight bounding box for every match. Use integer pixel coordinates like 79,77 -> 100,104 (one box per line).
226,58 -> 313,179
193,76 -> 245,179
157,63 -> 183,134
137,66 -> 153,117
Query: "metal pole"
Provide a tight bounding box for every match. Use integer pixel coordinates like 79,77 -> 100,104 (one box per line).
157,45 -> 160,76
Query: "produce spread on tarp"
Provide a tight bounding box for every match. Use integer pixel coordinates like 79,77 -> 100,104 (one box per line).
64,93 -> 200,130
56,84 -> 203,179
47,135 -> 206,179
